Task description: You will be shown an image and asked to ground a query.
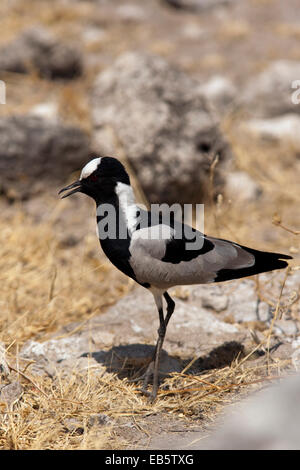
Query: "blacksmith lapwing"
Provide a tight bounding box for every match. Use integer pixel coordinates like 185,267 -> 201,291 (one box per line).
59,156 -> 292,401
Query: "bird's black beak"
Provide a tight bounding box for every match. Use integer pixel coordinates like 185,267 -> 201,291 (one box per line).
58,180 -> 82,199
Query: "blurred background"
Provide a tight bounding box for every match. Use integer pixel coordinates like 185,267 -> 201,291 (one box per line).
0,0 -> 299,449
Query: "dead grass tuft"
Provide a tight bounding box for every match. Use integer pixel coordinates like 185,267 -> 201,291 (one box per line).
0,348 -> 294,449
0,0 -> 299,450
0,211 -> 132,347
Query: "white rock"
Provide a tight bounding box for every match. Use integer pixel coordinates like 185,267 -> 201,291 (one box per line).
199,373 -> 300,449
0,342 -> 10,378
181,23 -> 205,39
291,347 -> 300,370
0,382 -> 23,407
30,102 -> 59,122
225,171 -> 262,203
198,75 -> 237,110
82,27 -> 107,45
242,114 -> 300,150
116,4 -> 146,22
201,291 -> 229,312
242,60 -> 300,117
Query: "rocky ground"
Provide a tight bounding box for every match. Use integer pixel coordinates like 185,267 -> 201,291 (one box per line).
0,0 -> 299,450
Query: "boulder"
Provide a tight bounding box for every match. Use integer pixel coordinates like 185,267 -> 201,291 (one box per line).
225,171 -> 262,203
242,61 -> 300,118
150,372 -> 300,450
116,4 -> 146,22
0,27 -> 82,79
241,114 -> 300,151
197,75 -> 237,113
199,373 -> 300,449
0,382 -> 23,408
0,342 -> 10,378
0,114 -> 90,200
162,0 -> 234,11
92,52 -> 232,204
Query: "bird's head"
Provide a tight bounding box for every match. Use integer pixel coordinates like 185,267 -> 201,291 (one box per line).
59,156 -> 130,202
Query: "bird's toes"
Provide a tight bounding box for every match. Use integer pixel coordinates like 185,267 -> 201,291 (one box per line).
136,387 -> 151,397
127,374 -> 146,384
136,387 -> 157,403
128,361 -> 154,384
148,392 -> 158,403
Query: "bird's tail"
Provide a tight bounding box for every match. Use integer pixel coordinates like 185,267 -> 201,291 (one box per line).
214,246 -> 292,283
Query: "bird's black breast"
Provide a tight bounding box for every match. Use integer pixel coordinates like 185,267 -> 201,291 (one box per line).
99,236 -> 136,280
96,211 -> 150,288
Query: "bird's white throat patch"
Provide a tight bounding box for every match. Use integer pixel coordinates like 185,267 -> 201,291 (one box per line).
115,182 -> 138,233
80,157 -> 101,180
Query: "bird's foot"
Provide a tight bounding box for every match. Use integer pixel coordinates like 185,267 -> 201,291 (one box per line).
128,359 -> 154,384
137,386 -> 157,403
128,371 -> 149,384
130,361 -> 159,402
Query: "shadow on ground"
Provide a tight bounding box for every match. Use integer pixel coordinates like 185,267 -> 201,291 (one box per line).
81,340 -> 245,382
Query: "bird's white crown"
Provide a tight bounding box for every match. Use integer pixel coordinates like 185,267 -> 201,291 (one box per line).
80,157 -> 101,180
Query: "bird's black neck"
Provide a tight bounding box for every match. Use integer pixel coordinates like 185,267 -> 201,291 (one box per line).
95,182 -> 140,282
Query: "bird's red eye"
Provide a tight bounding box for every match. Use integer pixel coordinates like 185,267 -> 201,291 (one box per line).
90,174 -> 98,182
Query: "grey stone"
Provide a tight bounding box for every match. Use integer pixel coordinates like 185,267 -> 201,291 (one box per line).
162,0 -> 234,11
149,373 -> 300,449
199,373 -> 300,449
29,102 -> 59,122
21,336 -> 91,365
225,171 -> 262,203
116,4 -> 146,22
242,114 -> 300,150
273,319 -> 298,337
201,290 -> 229,312
0,114 -> 90,200
87,413 -> 114,427
0,342 -> 10,378
197,75 -> 237,112
189,281 -> 261,323
92,52 -> 232,204
181,23 -> 205,40
184,272 -> 300,325
63,418 -> 84,434
0,27 -> 82,79
291,345 -> 300,369
242,61 -> 300,117
0,381 -> 23,407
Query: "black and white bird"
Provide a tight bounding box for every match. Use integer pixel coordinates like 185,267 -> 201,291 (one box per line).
59,156 -> 292,400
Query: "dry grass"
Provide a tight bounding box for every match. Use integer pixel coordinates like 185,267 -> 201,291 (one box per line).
0,342 -> 293,449
209,113 -> 300,254
0,210 -> 133,449
0,0 -> 299,451
0,212 -> 135,348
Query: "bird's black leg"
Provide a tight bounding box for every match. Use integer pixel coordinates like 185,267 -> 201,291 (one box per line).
150,306 -> 166,400
139,292 -> 175,401
163,291 -> 175,328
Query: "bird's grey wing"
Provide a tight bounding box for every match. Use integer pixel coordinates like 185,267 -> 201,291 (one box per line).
129,224 -> 291,288
208,236 -> 291,282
